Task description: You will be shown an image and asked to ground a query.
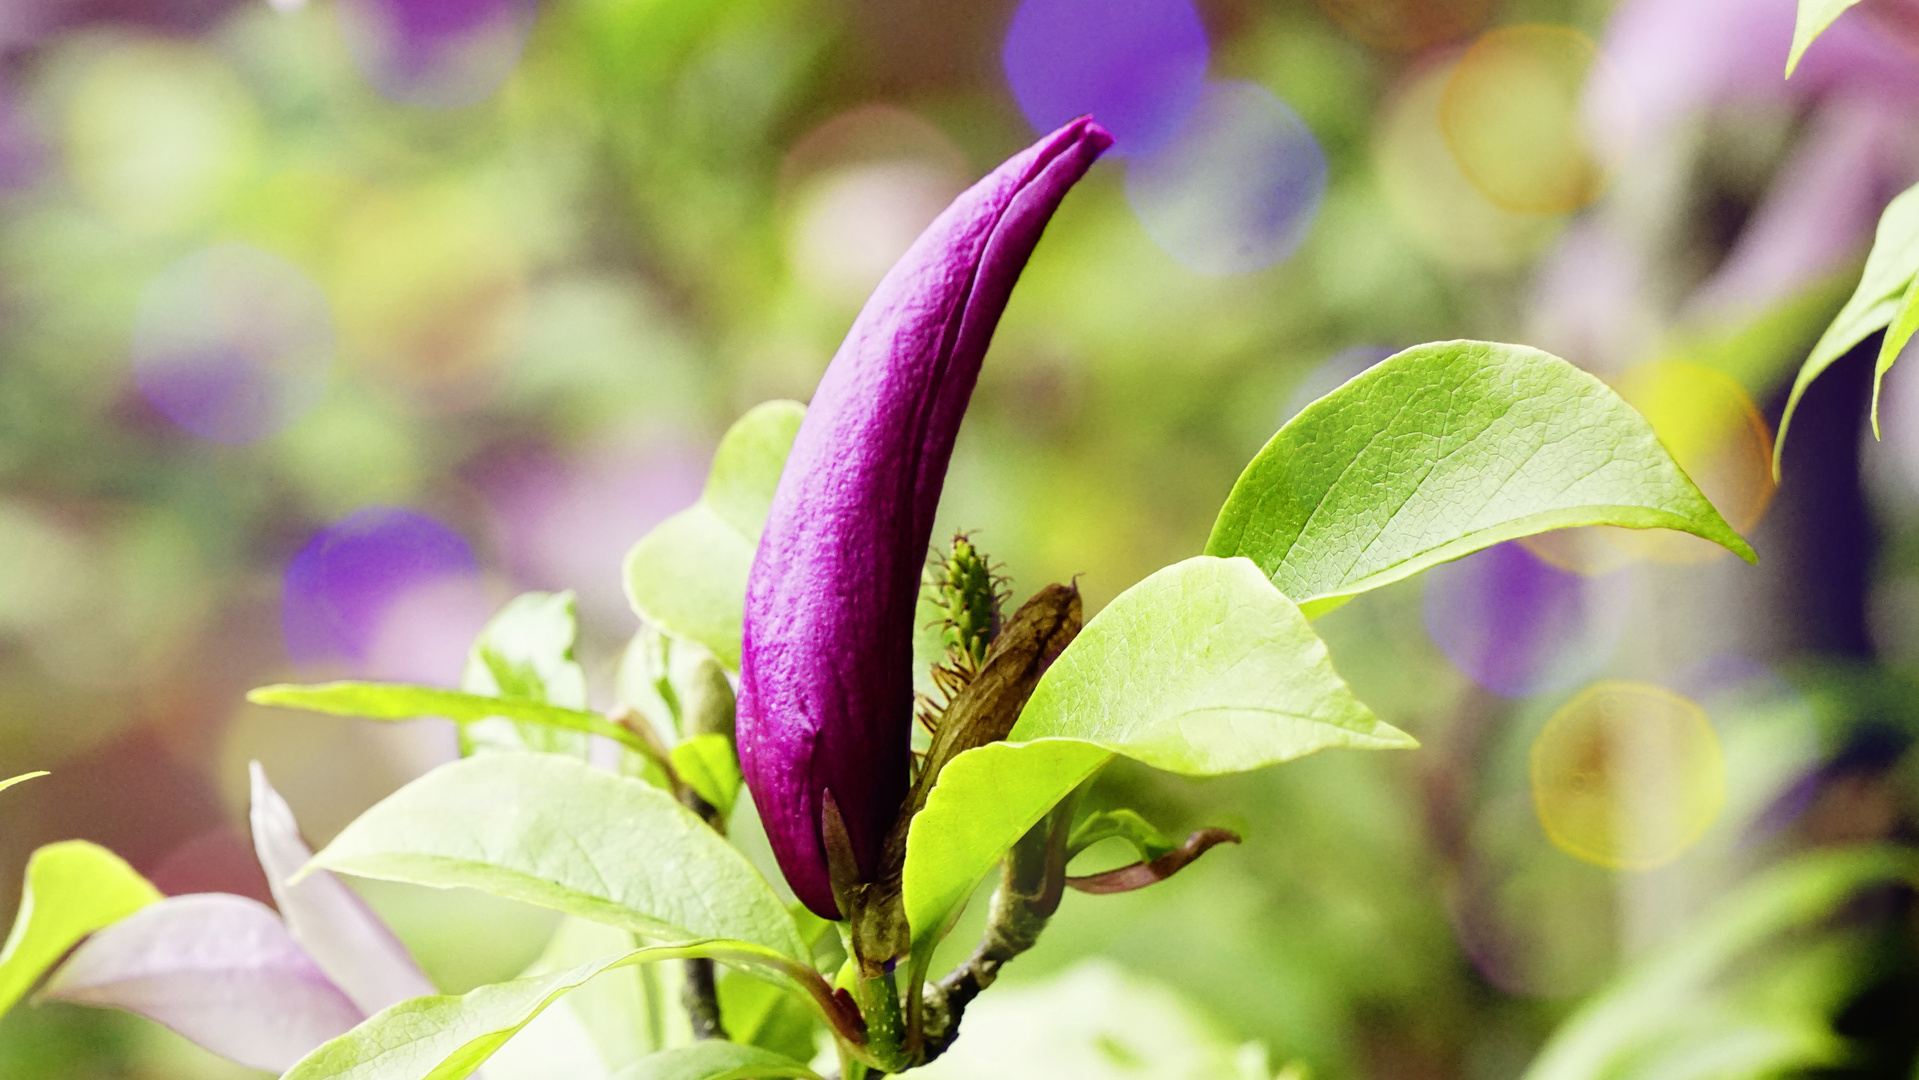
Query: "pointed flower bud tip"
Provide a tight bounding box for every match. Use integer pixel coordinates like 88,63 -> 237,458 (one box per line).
738,117 -> 1112,918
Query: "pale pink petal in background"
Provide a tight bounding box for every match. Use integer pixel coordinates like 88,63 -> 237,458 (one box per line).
42,894 -> 364,1073
249,762 -> 436,1016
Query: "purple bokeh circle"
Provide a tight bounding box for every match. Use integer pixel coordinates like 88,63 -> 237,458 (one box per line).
283,507 -> 480,669
1423,541 -> 1632,698
338,0 -> 535,109
1002,0 -> 1209,156
1124,81 -> 1327,274
131,244 -> 333,445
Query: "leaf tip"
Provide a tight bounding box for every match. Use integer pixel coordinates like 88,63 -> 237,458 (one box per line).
246,685 -> 288,706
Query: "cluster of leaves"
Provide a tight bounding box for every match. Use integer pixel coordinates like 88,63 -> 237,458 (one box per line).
0,339 -> 1808,1079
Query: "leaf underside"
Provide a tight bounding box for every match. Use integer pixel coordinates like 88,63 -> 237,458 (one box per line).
309,754 -> 808,962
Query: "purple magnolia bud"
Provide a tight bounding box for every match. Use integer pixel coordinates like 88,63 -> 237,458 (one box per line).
738,117 -> 1112,919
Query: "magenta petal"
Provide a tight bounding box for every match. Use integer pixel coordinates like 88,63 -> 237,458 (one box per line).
42,893 -> 364,1072
738,117 -> 1112,918
250,762 -> 436,1015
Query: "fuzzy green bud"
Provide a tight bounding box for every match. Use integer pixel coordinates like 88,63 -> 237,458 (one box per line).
930,535 -> 1002,669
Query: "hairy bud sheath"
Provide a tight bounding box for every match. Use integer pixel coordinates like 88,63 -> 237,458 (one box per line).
737,118 -> 1112,919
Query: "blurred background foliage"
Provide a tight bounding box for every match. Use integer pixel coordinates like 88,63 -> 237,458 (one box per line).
3,0 -> 1919,1075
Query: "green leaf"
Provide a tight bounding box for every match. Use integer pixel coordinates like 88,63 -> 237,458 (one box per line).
1780,182 -> 1919,465
1206,341 -> 1754,617
310,753 -> 808,962
1787,0 -> 1863,76
0,771 -> 47,796
1522,845 -> 1919,1080
0,841 -> 162,1015
249,683 -> 661,764
461,592 -> 592,758
625,401 -> 805,669
671,733 -> 742,817
1873,274 -> 1919,438
904,740 -> 1110,955
285,941 -> 805,1080
612,1042 -> 822,1080
717,971 -> 822,1065
901,556 -> 1410,953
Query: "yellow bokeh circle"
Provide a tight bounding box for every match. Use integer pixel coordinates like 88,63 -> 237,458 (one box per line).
1522,362 -> 1774,573
1530,681 -> 1725,870
1439,25 -> 1615,215
1605,361 -> 1775,564
1375,56 -> 1561,273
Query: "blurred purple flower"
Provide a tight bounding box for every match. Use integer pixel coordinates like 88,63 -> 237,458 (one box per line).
283,506 -> 484,677
338,0 -> 535,109
0,83 -> 43,192
1583,0 -> 1919,324
43,765 -> 434,1071
738,117 -> 1112,919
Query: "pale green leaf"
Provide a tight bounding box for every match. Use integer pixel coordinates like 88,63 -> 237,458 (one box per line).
717,970 -> 821,1065
1779,182 -> 1919,466
1873,274 -> 1919,438
462,592 -> 592,757
625,401 -> 804,669
310,754 -> 808,962
285,941 -> 803,1080
1009,557 -> 1413,770
1787,0 -> 1863,76
249,683 -> 657,763
0,840 -> 162,1015
671,734 -> 742,817
903,740 -> 1110,957
0,771 -> 47,796
902,557 -> 1409,952
512,917 -> 657,1072
1206,342 -> 1754,617
1522,845 -> 1919,1080
611,1042 -> 822,1080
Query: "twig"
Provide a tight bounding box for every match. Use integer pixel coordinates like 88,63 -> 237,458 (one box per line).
614,705 -> 737,1039
682,956 -> 727,1041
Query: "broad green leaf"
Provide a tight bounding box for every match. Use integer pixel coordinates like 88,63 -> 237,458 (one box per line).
0,840 -> 162,1015
1779,182 -> 1919,464
625,401 -> 804,669
671,733 -> 742,817
1522,845 -> 1919,1080
612,1041 -> 822,1080
310,754 -> 808,961
462,592 -> 592,758
0,771 -> 47,796
1206,342 -> 1754,617
285,941 -> 804,1080
902,557 -> 1410,953
249,683 -> 658,762
1786,0 -> 1863,76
